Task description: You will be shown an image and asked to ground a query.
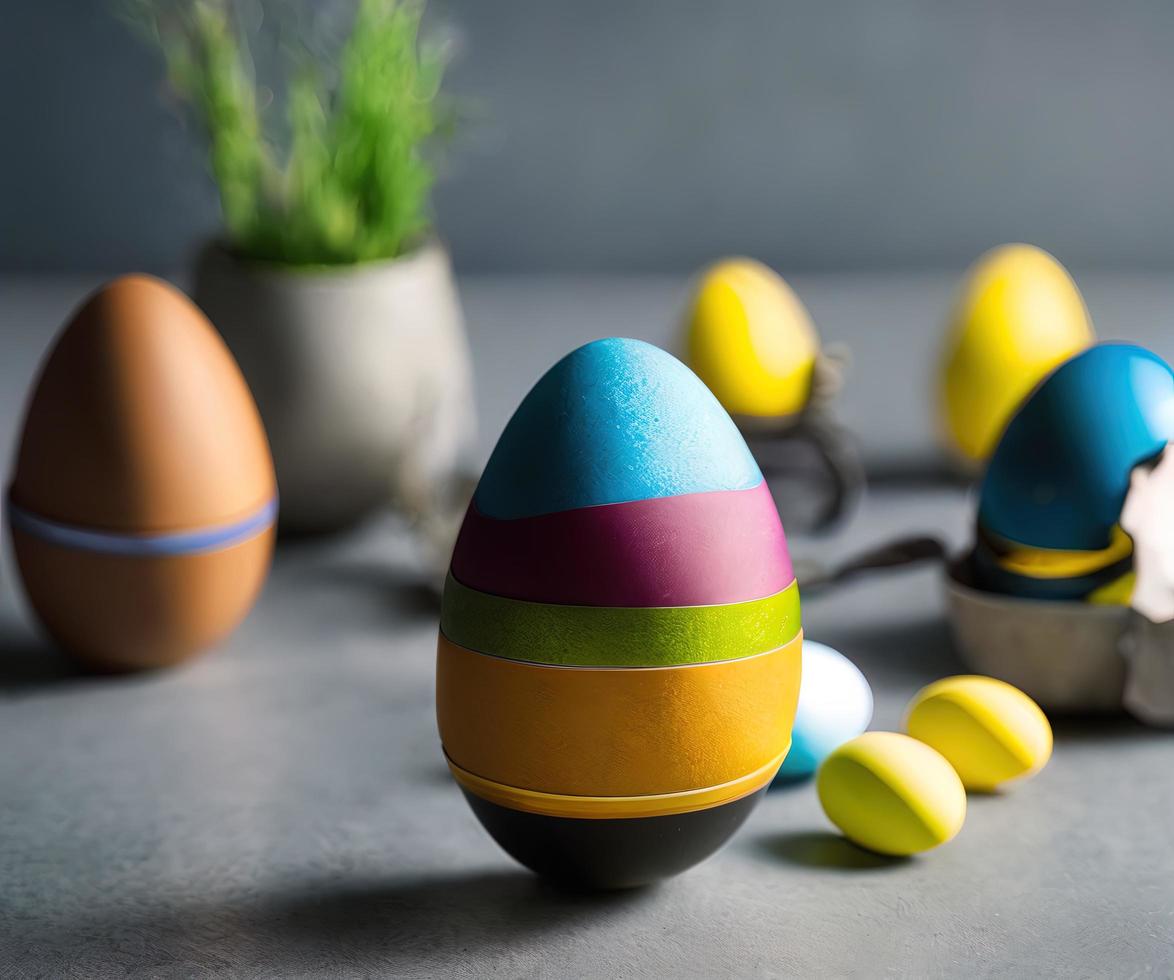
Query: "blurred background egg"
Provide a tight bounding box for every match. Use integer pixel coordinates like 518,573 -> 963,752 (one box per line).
6,275 -> 277,671
974,343 -> 1174,603
685,258 -> 819,421
939,244 -> 1094,467
773,640 -> 873,783
437,337 -> 801,888
980,343 -> 1174,552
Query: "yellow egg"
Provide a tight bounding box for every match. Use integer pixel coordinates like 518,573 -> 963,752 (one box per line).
905,676 -> 1053,792
1086,571 -> 1135,606
816,732 -> 966,856
939,244 -> 1094,464
685,257 -> 819,420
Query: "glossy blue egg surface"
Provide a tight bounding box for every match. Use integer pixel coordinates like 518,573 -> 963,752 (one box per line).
979,343 -> 1174,551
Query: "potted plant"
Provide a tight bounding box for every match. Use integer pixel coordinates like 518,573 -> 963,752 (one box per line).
130,0 -> 475,536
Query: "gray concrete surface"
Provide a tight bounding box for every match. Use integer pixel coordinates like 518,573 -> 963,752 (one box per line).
0,275 -> 1172,977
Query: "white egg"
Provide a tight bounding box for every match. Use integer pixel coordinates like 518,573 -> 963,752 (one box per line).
773,640 -> 873,782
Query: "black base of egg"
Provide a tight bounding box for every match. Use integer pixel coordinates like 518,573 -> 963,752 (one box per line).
462,786 -> 768,889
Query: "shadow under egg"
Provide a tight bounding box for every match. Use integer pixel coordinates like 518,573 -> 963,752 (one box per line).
755,830 -> 911,871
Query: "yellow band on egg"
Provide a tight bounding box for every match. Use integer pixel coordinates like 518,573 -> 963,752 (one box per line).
446,747 -> 787,820
986,525 -> 1132,579
441,574 -> 800,667
436,631 -> 802,800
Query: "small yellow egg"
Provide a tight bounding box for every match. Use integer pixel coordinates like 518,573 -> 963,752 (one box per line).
685,257 -> 819,420
939,244 -> 1094,465
905,675 -> 1053,792
1086,571 -> 1134,606
816,732 -> 966,856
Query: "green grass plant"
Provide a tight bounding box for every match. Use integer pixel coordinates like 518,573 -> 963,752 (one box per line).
127,0 -> 445,265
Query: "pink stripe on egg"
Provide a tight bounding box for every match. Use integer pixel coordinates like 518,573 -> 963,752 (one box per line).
451,480 -> 793,607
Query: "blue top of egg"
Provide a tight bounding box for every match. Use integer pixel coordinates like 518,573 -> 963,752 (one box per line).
979,343 -> 1174,550
475,338 -> 762,520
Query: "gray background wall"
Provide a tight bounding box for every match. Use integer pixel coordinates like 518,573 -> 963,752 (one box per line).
5,0 -> 1174,274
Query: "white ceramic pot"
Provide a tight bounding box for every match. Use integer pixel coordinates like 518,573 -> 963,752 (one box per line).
194,241 -> 476,534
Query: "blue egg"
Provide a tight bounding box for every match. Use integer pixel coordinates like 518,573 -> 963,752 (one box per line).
773,640 -> 873,783
980,343 -> 1174,551
474,338 -> 761,520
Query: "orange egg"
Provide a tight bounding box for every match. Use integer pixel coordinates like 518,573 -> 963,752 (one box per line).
7,275 -> 277,671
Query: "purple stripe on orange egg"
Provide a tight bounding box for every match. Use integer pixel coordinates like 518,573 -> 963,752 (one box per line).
6,496 -> 278,557
450,479 -> 792,607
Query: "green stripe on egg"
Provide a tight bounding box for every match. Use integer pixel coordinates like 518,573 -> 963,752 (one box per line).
441,574 -> 800,668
